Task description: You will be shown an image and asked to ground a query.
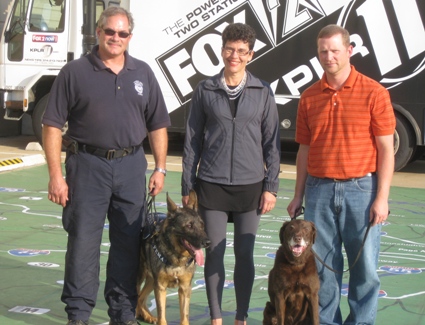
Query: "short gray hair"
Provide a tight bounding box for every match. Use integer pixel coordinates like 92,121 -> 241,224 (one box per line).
97,7 -> 134,33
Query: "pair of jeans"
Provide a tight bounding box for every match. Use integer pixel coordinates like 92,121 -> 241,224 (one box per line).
304,173 -> 381,325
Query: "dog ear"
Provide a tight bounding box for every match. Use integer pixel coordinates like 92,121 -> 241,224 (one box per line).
186,190 -> 198,211
279,221 -> 291,244
167,192 -> 178,213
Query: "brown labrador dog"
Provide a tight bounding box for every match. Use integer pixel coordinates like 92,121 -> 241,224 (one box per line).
263,219 -> 319,325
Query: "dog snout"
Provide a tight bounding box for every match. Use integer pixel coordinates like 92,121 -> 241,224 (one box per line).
294,234 -> 303,243
203,238 -> 211,248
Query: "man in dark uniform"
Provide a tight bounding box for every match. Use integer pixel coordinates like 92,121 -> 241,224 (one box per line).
42,7 -> 170,325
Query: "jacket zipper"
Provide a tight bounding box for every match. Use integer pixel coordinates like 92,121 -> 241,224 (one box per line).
230,115 -> 236,184
225,93 -> 236,185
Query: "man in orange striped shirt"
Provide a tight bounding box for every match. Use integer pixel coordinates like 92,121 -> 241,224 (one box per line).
287,24 -> 395,325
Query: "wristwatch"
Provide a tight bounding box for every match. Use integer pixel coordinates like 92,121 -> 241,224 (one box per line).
154,167 -> 167,176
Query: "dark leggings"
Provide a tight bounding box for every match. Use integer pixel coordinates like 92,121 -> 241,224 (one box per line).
199,205 -> 261,321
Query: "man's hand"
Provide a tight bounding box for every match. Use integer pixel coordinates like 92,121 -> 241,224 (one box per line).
182,195 -> 189,207
370,197 -> 390,226
287,198 -> 304,219
43,125 -> 67,207
148,171 -> 165,196
48,175 -> 68,207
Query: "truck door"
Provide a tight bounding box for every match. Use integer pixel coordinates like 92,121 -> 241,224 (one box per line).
4,0 -> 68,93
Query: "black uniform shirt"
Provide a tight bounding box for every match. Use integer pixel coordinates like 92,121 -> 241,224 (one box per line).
43,45 -> 170,149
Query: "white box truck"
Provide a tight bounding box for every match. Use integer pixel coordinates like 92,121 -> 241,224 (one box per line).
1,0 -> 424,171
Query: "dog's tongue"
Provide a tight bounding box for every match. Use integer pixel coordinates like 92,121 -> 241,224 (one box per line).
185,240 -> 205,266
194,248 -> 205,266
292,245 -> 304,256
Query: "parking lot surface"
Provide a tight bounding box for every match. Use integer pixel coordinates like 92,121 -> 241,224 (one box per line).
0,135 -> 424,325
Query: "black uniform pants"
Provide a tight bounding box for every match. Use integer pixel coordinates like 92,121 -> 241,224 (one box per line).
61,148 -> 147,322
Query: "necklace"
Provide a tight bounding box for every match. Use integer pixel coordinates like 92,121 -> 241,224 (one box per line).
221,72 -> 247,100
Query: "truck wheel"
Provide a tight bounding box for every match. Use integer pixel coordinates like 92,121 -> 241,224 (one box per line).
394,114 -> 415,171
31,93 -> 68,147
410,146 -> 425,162
31,93 -> 49,145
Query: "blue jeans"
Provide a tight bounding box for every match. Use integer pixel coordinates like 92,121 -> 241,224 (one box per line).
304,174 -> 381,325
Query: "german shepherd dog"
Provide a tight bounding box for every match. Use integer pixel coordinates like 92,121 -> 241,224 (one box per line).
136,190 -> 210,325
263,219 -> 319,325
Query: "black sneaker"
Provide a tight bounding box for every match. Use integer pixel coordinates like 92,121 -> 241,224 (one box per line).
109,320 -> 140,325
66,321 -> 88,325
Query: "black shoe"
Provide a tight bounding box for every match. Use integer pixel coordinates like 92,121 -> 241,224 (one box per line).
109,320 -> 140,325
66,321 -> 88,325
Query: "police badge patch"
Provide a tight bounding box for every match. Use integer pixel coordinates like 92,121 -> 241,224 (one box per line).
134,80 -> 144,96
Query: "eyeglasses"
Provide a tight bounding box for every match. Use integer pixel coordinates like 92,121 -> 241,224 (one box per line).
222,47 -> 252,56
102,28 -> 131,39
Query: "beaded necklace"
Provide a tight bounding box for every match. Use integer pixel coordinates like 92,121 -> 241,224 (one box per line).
221,72 -> 247,100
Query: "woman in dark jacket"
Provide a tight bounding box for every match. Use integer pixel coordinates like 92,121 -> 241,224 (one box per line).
181,23 -> 281,325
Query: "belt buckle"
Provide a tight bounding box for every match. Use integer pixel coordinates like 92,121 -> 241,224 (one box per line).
122,148 -> 131,157
106,149 -> 116,160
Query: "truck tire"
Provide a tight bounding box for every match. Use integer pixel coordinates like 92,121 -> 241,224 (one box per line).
31,93 -> 68,147
394,114 -> 415,171
31,93 -> 49,145
410,146 -> 425,162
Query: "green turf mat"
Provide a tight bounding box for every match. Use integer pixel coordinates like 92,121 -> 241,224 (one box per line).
0,165 -> 424,324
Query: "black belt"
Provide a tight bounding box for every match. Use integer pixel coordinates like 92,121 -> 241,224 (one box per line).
329,172 -> 375,182
78,143 -> 141,160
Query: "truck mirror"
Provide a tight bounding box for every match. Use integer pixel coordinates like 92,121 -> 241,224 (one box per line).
4,31 -> 11,43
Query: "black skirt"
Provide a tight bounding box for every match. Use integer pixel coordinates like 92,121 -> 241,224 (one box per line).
195,178 -> 263,213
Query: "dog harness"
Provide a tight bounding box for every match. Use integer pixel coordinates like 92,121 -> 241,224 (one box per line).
151,237 -> 194,267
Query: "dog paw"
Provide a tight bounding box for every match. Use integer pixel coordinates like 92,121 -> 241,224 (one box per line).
136,311 -> 157,324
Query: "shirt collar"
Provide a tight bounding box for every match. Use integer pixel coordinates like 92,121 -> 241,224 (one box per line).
320,65 -> 358,91
205,68 -> 265,91
90,45 -> 137,71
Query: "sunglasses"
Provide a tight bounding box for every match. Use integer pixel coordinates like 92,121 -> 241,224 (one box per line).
102,28 -> 131,39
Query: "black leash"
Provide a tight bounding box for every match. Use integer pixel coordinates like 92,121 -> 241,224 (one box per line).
294,206 -> 373,274
311,222 -> 372,274
146,195 -> 157,229
143,195 -> 194,267
142,195 -> 164,240
142,195 -> 170,264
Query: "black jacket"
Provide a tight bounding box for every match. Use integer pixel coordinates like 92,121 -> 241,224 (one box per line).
181,70 -> 281,196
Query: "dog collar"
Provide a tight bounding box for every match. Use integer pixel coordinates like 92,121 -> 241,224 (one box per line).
187,257 -> 194,266
152,238 -> 195,266
152,240 -> 169,265
152,239 -> 195,267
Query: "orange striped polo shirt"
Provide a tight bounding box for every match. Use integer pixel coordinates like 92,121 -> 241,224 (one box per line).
296,66 -> 396,179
